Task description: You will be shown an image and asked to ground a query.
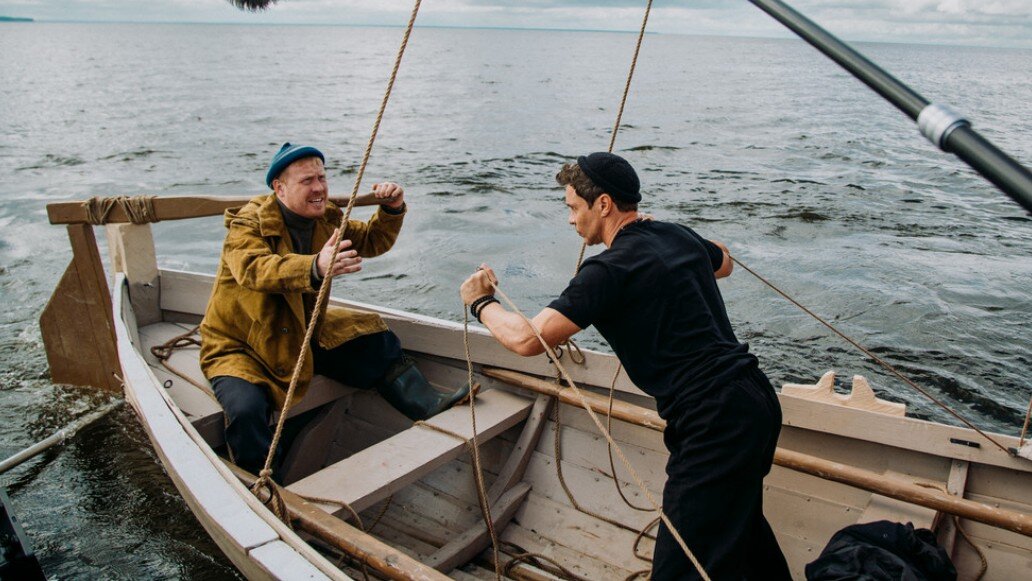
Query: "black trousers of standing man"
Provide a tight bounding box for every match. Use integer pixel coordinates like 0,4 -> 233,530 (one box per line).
651,366 -> 792,580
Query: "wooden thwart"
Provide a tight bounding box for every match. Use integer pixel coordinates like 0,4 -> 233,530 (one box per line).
482,367 -> 1032,538
287,389 -> 533,516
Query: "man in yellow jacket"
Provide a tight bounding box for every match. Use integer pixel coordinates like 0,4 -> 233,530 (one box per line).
200,143 -> 470,476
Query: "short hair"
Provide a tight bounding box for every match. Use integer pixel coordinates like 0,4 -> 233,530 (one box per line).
555,162 -> 638,212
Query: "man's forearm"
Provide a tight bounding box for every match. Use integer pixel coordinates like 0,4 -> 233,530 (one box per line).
478,303 -> 546,356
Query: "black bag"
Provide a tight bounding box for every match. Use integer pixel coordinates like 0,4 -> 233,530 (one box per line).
806,520 -> 957,581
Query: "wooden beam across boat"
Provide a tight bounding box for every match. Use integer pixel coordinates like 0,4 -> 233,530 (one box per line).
46,193 -> 394,225
226,462 -> 450,581
482,367 -> 1032,538
287,389 -> 533,516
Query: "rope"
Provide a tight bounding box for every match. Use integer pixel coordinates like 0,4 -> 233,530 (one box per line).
608,0 -> 653,154
633,517 -> 660,564
149,326 -> 221,404
606,364 -> 653,512
500,544 -> 585,581
551,390 -> 658,538
251,0 -> 424,506
569,0 -> 653,278
730,256 -> 1013,455
915,482 -> 988,580
1020,395 -> 1032,448
411,346 -> 500,581
561,0 -> 656,515
488,282 -> 711,580
82,195 -> 158,225
460,308 -> 502,580
413,403 -> 502,580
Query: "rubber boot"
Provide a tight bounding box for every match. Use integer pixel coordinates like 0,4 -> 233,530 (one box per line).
376,357 -> 472,421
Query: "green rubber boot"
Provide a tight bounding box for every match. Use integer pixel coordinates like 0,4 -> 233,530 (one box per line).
376,357 -> 472,421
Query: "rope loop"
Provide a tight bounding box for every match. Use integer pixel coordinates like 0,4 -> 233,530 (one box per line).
82,195 -> 158,225
249,475 -> 292,529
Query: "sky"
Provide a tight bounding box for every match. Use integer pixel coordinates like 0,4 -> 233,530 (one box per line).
0,0 -> 1030,49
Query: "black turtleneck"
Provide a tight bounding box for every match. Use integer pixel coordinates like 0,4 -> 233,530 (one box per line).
275,198 -> 316,255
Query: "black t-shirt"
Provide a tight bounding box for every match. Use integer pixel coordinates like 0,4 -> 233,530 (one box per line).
548,220 -> 756,419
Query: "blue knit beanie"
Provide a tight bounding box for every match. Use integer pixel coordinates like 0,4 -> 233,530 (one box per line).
576,152 -> 641,204
266,142 -> 325,188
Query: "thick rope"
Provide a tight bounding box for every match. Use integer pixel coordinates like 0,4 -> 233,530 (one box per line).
608,0 -> 653,154
82,195 -> 158,225
460,308 -> 502,579
561,0 -> 656,514
251,0 -> 424,503
606,364 -> 653,512
551,390 -> 657,538
1020,395 -> 1032,447
488,282 -> 711,580
412,415 -> 502,580
570,0 -> 653,276
915,482 -> 988,580
730,256 -> 1013,455
413,308 -> 501,579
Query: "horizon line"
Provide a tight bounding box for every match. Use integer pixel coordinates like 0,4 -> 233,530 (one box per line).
2,18 -> 1028,51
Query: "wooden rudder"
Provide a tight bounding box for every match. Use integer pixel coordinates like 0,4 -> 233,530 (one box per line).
39,224 -> 121,392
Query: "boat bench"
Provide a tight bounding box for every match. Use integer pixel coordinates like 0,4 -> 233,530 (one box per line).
138,322 -> 357,448
287,388 -> 534,517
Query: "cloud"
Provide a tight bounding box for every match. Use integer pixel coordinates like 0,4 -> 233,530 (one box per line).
0,0 -> 1028,48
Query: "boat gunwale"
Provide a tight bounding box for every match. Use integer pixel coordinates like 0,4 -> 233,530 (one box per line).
159,267 -> 1031,475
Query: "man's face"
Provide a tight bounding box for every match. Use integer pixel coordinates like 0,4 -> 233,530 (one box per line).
565,185 -> 603,246
274,157 -> 328,219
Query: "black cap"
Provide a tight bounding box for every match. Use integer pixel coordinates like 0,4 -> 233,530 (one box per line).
576,152 -> 641,204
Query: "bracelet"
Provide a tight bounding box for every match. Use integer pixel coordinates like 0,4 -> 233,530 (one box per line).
475,298 -> 500,323
468,295 -> 494,320
470,295 -> 497,321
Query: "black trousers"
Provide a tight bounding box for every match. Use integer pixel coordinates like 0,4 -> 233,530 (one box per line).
651,367 -> 791,581
211,330 -> 403,477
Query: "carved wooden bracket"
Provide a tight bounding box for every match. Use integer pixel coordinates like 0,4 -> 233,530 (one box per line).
782,370 -> 906,416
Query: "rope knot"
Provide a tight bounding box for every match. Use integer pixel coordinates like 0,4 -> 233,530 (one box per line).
82,195 -> 158,225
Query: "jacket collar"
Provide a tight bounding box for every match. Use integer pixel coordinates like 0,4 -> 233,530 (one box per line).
254,193 -> 344,237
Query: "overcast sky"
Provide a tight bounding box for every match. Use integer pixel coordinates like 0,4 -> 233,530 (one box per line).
1,1 -> 1030,49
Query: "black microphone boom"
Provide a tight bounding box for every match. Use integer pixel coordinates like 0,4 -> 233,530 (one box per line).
748,0 -> 1032,214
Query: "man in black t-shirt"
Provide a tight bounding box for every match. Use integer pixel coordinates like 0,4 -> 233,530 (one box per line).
460,152 -> 790,580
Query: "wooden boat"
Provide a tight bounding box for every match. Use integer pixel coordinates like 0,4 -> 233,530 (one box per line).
38,197 -> 1032,580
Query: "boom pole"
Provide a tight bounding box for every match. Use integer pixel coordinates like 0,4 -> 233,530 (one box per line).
748,0 -> 1032,214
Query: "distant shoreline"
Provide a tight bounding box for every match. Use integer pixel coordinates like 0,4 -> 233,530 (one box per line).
1,19 -> 1028,51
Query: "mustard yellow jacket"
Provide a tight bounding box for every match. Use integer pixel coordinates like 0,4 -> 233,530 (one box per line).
199,194 -> 405,410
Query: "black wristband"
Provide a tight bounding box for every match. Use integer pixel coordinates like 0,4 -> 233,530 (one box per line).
381,202 -> 406,215
474,297 -> 500,323
469,295 -> 496,322
469,295 -> 494,319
